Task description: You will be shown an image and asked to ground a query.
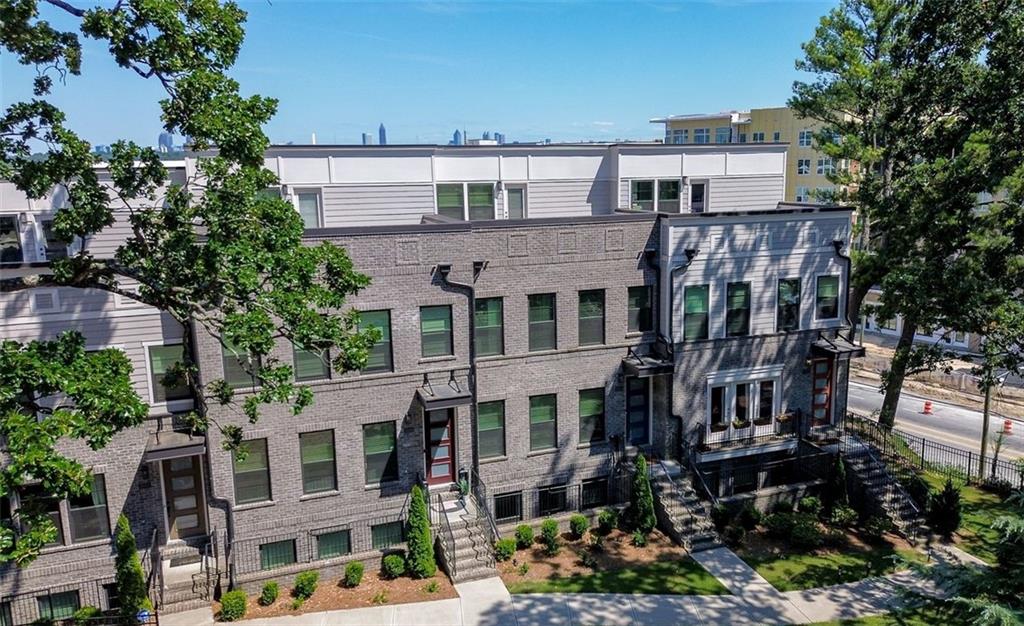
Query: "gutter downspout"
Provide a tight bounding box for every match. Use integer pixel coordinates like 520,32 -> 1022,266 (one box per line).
663,245 -> 700,463
832,240 -> 855,340
435,261 -> 485,475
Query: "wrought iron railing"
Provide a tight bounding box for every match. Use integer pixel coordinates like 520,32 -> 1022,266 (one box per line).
655,459 -> 701,530
840,431 -> 922,539
468,467 -> 500,544
698,409 -> 802,452
484,473 -> 631,525
433,492 -> 458,581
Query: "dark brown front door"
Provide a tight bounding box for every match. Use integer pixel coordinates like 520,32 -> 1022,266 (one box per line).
811,358 -> 833,426
425,409 -> 455,486
162,456 -> 206,539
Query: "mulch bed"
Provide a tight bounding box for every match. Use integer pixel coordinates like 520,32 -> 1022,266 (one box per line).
739,527 -> 915,558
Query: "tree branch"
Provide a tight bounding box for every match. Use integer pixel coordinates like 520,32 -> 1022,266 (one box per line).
41,0 -> 85,17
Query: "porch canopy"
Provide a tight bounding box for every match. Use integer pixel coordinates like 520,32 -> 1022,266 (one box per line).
143,430 -> 205,462
811,333 -> 866,360
621,352 -> 673,378
415,374 -> 472,410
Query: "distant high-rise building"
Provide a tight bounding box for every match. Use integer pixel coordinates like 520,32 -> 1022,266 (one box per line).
452,129 -> 463,146
362,133 -> 374,145
495,132 -> 505,145
482,131 -> 491,140
379,123 -> 387,146
157,131 -> 174,153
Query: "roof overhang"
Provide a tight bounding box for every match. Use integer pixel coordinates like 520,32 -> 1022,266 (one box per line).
811,333 -> 866,360
622,353 -> 674,378
144,431 -> 205,462
415,379 -> 472,410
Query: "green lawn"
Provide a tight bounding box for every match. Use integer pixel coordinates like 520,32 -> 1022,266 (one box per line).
922,473 -> 1016,564
809,601 -> 966,625
505,558 -> 729,595
741,545 -> 923,592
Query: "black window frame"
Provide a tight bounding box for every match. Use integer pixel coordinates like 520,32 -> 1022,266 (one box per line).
362,421 -> 399,485
777,278 -> 801,332
581,477 -> 609,510
316,528 -> 352,560
371,521 -> 404,549
528,293 -> 557,352
725,281 -> 751,337
360,310 -> 394,373
259,538 -> 297,571
537,484 -> 568,517
627,285 -> 653,333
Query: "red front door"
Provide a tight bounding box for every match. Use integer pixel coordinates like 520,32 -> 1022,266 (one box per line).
426,409 -> 455,485
811,358 -> 833,425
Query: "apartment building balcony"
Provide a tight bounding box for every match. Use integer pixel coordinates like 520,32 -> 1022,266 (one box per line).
695,409 -> 803,462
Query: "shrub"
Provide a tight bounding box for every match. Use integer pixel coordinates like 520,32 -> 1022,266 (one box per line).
259,581 -> 279,606
405,485 -> 437,578
371,590 -> 388,605
823,526 -> 846,547
769,500 -> 794,514
597,508 -> 618,535
73,606 -> 101,625
980,476 -> 1014,499
797,496 -> 823,517
578,549 -> 599,569
515,524 -> 535,548
589,533 -> 604,553
710,504 -> 731,533
114,514 -> 149,625
494,538 -> 517,562
790,515 -> 823,549
290,598 -> 304,610
629,455 -> 656,534
928,478 -> 962,538
723,524 -> 746,545
631,529 -> 648,547
737,504 -> 762,531
828,504 -> 858,529
424,580 -> 440,593
382,554 -> 406,579
516,562 -> 530,576
764,512 -> 795,540
540,519 -> 560,556
569,514 -> 589,539
219,590 -> 247,622
343,561 -> 364,588
862,515 -> 892,542
293,570 -> 319,600
822,456 -> 849,515
905,474 -> 932,509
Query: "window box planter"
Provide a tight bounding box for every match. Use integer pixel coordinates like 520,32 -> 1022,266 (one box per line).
731,420 -> 751,430
710,422 -> 729,433
752,416 -> 772,427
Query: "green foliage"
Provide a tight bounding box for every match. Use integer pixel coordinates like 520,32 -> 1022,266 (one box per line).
588,533 -> 604,553
905,474 -> 932,510
862,516 -> 893,543
289,598 -> 304,610
630,530 -> 648,547
72,606 -> 101,625
569,514 -> 589,539
293,570 -> 319,600
514,524 -> 534,548
797,496 -> 822,517
737,504 -> 762,531
929,478 -> 963,538
710,504 -> 732,533
540,519 -> 560,556
113,514 -> 149,625
764,512 -> 796,540
516,562 -> 530,576
343,561 -> 364,588
629,456 -> 656,534
597,508 -> 618,535
381,554 -> 406,579
423,580 -> 439,593
494,538 -> 517,562
828,505 -> 858,529
823,456 -> 849,514
980,476 -> 1015,500
769,501 -> 794,515
789,515 -> 824,549
258,581 -> 278,606
405,485 -> 436,578
577,549 -> 598,569
371,590 -> 388,605
219,590 -> 247,622
723,524 -> 746,545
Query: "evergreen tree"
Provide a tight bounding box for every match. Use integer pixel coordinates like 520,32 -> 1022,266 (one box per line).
405,485 -> 436,579
629,455 -> 656,535
113,514 -> 149,625
928,478 -> 962,538
823,455 -> 849,514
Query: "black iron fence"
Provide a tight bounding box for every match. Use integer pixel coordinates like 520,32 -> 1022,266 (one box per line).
0,578 -> 159,626
696,409 -> 803,453
845,414 -> 1024,488
488,473 -> 632,526
694,449 -> 833,501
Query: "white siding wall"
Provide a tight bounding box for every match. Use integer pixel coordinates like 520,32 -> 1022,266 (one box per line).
321,184 -> 435,226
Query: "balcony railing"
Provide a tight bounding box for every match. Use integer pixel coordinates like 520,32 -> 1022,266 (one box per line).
698,409 -> 802,453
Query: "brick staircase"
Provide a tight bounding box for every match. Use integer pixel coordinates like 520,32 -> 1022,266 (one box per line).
156,537 -> 218,614
434,493 -> 497,584
842,435 -> 925,540
651,461 -> 722,553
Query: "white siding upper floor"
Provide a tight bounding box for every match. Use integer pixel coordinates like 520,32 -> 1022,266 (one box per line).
659,207 -> 853,342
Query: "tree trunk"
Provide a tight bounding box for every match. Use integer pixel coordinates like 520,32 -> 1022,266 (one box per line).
847,282 -> 871,338
879,318 -> 917,427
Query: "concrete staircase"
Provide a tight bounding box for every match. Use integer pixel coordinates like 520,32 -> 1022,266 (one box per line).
157,539 -> 218,614
842,436 -> 925,540
434,493 -> 498,584
651,461 -> 722,553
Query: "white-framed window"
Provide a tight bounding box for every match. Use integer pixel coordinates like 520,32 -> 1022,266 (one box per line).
751,131 -> 765,143
797,159 -> 811,175
630,179 -> 681,213
714,127 -> 731,144
435,183 -> 496,221
798,129 -> 813,147
689,180 -> 708,213
795,186 -> 810,202
707,368 -> 782,438
294,190 -> 323,229
670,129 -> 688,144
506,185 -> 527,219
0,214 -> 24,264
694,128 -> 710,144
773,131 -> 781,142
145,342 -> 191,406
30,289 -> 61,314
37,217 -> 68,261
817,158 -> 835,176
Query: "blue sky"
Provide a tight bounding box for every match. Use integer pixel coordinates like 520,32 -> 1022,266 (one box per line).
0,0 -> 834,146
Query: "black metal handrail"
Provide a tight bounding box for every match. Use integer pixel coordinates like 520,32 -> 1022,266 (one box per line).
433,492 -> 457,580
655,459 -> 701,531
468,467 -> 500,544
841,431 -> 922,539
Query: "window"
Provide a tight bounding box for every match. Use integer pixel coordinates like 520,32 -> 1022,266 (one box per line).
1,602 -> 10,626
694,128 -> 710,144
363,422 -> 398,484
37,591 -> 80,621
797,159 -> 811,175
777,278 -> 801,332
436,184 -> 465,220
670,129 -> 688,144
579,388 -> 605,444
40,219 -> 67,260
300,430 -> 336,494
690,182 -> 706,212
798,129 -> 813,147
657,180 -> 681,212
876,315 -> 898,332
475,297 -> 503,357
20,485 -> 63,546
259,539 -> 296,570
371,521 -> 404,549
316,529 -> 351,559
529,394 -> 557,451
148,344 -> 190,403
507,186 -> 526,219
103,584 -> 120,611
738,133 -> 747,143
296,191 -> 322,229
795,186 -> 810,202
581,477 -> 608,509
360,310 -> 393,373
538,484 -> 568,516
817,158 -> 835,175
628,286 -> 653,333
0,216 -> 22,264
578,290 -> 605,346
468,183 -> 495,220
710,386 -> 727,431
752,131 -> 765,143
725,282 -> 751,337
477,401 -> 506,459
626,377 -> 650,445
293,346 -> 329,382
68,474 -> 110,543
714,127 -> 731,143
683,285 -> 710,341
815,275 -> 840,320
812,360 -> 833,425
233,439 -> 271,504
735,383 -> 749,424
528,293 -> 557,351
420,305 -> 453,358
494,492 -> 522,524
221,341 -> 257,389
757,381 -> 775,424
630,180 -> 654,211
773,131 -> 781,142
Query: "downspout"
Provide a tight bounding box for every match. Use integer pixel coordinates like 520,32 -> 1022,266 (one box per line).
832,240 -> 855,338
434,261 -> 485,474
660,244 -> 700,463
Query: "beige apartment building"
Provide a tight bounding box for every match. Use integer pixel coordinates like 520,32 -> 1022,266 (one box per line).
650,107 -> 842,204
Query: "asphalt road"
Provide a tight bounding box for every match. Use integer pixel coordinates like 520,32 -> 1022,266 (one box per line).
847,380 -> 1024,459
